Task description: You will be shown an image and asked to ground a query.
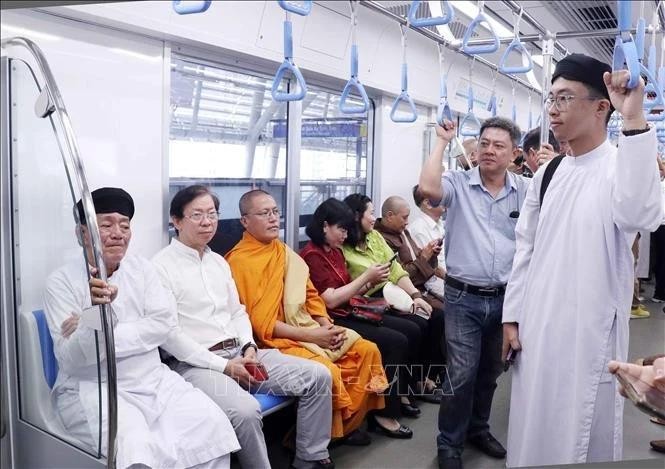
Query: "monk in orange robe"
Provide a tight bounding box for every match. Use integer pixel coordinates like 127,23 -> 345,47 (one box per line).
226,190 -> 388,439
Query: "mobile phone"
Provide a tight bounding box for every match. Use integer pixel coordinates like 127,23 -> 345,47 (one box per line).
245,362 -> 269,382
615,371 -> 665,420
503,348 -> 519,372
386,252 -> 398,264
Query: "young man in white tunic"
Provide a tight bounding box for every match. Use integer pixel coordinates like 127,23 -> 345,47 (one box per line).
502,54 -> 663,467
44,187 -> 239,469
153,185 -> 335,469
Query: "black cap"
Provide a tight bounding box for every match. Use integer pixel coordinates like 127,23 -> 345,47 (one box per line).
552,53 -> 613,110
76,187 -> 135,225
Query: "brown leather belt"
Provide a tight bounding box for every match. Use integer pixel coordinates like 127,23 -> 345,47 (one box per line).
209,338 -> 240,352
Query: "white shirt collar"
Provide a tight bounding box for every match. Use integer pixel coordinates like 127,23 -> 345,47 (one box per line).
171,237 -> 210,261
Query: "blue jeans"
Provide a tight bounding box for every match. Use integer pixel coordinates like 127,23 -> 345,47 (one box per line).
437,284 -> 504,453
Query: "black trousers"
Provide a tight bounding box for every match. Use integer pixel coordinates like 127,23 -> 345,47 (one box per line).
334,314 -> 422,418
652,225 -> 665,299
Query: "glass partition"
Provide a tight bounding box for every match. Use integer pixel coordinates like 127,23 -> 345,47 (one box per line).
169,56 -> 288,254
10,58 -> 106,459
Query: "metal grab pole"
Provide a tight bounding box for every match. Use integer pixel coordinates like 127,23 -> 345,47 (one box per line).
1,36 -> 118,468
540,33 -> 555,147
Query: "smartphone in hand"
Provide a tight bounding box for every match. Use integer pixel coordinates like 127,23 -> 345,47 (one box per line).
504,348 -> 519,372
245,362 -> 269,382
615,371 -> 665,420
386,252 -> 398,264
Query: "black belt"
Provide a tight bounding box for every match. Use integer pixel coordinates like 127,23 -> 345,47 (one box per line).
209,337 -> 240,352
446,276 -> 506,297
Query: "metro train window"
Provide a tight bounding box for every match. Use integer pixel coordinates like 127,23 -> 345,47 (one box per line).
298,85 -> 373,249
169,56 -> 374,252
169,56 -> 288,254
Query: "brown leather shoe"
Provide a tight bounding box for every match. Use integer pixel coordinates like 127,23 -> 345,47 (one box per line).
650,439 -> 665,454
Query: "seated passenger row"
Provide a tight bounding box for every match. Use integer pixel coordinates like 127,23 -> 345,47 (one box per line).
43,184 -> 447,469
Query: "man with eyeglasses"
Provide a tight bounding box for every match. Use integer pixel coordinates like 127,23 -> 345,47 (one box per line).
44,187 -> 239,469
419,116 -> 529,469
153,185 -> 335,469
502,54 -> 662,467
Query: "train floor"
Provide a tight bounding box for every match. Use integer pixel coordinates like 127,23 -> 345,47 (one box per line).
243,282 -> 665,469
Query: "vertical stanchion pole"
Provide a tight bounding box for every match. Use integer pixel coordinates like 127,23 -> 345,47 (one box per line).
540,32 -> 555,147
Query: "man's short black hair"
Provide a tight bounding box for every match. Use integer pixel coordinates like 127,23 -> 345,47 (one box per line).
522,128 -> 561,154
305,198 -> 355,247
412,185 -> 426,207
479,117 -> 522,148
170,185 -> 220,219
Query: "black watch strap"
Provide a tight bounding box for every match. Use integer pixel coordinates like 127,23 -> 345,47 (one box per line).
622,126 -> 650,136
241,342 -> 257,354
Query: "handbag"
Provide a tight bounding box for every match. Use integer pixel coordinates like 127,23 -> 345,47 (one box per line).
348,296 -> 390,325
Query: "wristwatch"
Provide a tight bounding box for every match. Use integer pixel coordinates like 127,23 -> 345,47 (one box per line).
410,291 -> 423,300
622,126 -> 650,136
241,342 -> 258,355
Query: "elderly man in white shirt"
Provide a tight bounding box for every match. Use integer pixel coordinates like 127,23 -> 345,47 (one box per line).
409,185 -> 447,299
44,187 -> 239,469
153,185 -> 335,469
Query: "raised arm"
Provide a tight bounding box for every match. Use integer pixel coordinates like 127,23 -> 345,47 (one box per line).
604,71 -> 662,232
419,121 -> 456,206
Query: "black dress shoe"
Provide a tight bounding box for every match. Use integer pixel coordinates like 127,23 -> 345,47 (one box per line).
367,415 -> 413,439
416,386 -> 444,404
467,432 -> 506,458
400,401 -> 421,417
342,429 -> 372,446
290,456 -> 335,469
438,449 -> 463,469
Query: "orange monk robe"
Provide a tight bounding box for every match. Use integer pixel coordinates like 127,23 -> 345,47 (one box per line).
226,232 -> 387,437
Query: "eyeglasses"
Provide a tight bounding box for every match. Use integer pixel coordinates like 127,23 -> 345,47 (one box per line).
184,211 -> 220,223
243,208 -> 281,219
545,94 -> 601,112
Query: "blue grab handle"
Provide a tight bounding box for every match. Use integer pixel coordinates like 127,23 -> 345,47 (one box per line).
487,94 -> 497,117
635,18 -> 646,62
641,63 -> 664,112
460,112 -> 481,137
613,36 -> 641,89
437,100 -> 453,125
172,0 -> 211,14
528,110 -> 533,130
659,66 -> 665,95
408,0 -> 454,27
390,92 -> 418,123
499,37 -> 533,74
467,86 -> 474,111
648,44 -> 656,78
617,0 -> 632,31
340,78 -> 369,114
461,13 -> 499,55
339,46 -> 369,114
283,20 -> 294,59
277,0 -> 312,16
272,60 -> 307,101
401,63 -> 408,92
511,103 -> 516,123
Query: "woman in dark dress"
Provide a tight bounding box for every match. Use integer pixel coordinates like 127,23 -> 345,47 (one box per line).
301,198 -> 422,439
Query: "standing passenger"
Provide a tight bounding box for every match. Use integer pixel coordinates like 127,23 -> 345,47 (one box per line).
502,55 -> 662,466
419,117 -> 529,469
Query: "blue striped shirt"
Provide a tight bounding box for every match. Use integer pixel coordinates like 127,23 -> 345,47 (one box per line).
441,167 -> 530,286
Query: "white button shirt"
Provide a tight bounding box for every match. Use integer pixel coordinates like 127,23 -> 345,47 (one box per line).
153,238 -> 255,373
408,210 -> 446,296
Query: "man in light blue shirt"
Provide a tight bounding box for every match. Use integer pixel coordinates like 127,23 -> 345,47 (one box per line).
419,117 -> 529,469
